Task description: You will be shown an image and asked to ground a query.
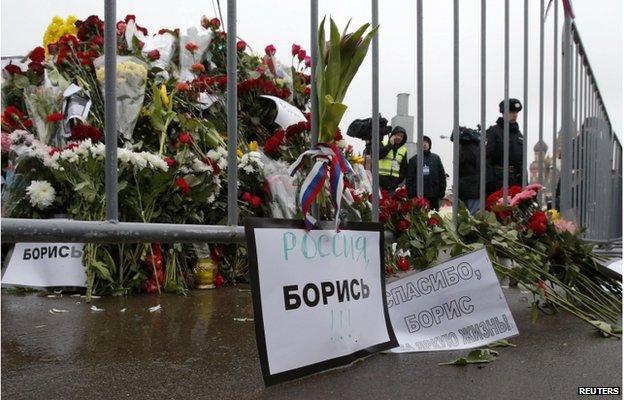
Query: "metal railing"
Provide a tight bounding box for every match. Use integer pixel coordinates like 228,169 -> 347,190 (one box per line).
1,0 -> 621,244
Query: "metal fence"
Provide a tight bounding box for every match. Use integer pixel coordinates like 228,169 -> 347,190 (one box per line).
1,0 -> 621,244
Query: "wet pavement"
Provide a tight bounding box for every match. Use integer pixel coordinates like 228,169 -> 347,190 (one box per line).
2,287 -> 621,400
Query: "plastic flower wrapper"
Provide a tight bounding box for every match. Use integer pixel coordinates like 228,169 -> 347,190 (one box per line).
94,55 -> 148,142
179,27 -> 212,82
261,153 -> 297,218
22,85 -> 63,146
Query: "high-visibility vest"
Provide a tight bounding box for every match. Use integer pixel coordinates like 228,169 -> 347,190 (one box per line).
379,139 -> 407,178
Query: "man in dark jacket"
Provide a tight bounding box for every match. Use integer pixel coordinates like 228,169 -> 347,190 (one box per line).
486,98 -> 524,196
456,127 -> 481,214
406,136 -> 446,210
379,126 -> 408,192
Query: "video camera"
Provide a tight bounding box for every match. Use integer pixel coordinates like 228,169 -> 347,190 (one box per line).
346,115 -> 392,142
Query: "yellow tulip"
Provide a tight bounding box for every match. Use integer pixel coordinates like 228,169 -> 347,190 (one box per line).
248,141 -> 258,151
236,149 -> 244,158
159,84 -> 170,107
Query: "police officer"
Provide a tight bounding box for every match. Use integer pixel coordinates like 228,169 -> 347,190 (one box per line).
406,135 -> 447,210
486,98 -> 524,196
379,126 -> 408,192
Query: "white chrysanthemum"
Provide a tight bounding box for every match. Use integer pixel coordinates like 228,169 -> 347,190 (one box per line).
192,158 -> 211,172
206,193 -> 216,204
132,152 -> 148,169
26,180 -> 56,209
90,143 -> 106,158
42,156 -> 60,170
243,165 -> 254,174
142,153 -> 168,171
117,148 -> 132,163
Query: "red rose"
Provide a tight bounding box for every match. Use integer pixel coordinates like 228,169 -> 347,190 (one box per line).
191,63 -> 205,74
164,157 -> 176,168
147,49 -> 160,61
297,49 -> 307,62
70,124 -> 103,142
48,147 -> 60,156
304,56 -> 311,68
264,44 -> 276,56
291,43 -> 301,56
394,186 -> 408,199
401,202 -> 412,213
155,268 -> 165,285
250,195 -> 262,208
210,18 -> 221,29
396,219 -> 410,232
92,35 -> 104,47
2,106 -> 30,130
381,198 -> 399,214
185,42 -> 199,52
396,257 -> 410,271
29,46 -> 45,63
175,177 -> 190,195
263,130 -> 285,155
141,278 -> 158,294
242,192 -> 252,202
527,210 -> 548,235
214,273 -> 225,288
200,15 -> 210,29
4,63 -> 22,75
46,113 -> 64,123
28,62 -> 44,76
237,40 -> 247,51
176,82 -> 190,91
427,217 -> 440,227
178,132 -> 193,144
412,197 -> 430,209
379,210 -> 390,223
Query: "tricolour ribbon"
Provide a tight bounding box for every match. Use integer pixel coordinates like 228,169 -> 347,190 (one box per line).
288,144 -> 353,230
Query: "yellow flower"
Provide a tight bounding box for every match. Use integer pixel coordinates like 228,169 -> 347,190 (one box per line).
43,15 -> 78,53
248,141 -> 258,152
236,149 -> 244,158
159,84 -> 170,107
547,209 -> 560,222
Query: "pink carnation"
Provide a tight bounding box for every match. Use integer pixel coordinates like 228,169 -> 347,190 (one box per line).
525,183 -> 544,192
1,132 -> 11,152
554,219 -> 577,234
496,196 -> 513,206
510,189 -> 537,206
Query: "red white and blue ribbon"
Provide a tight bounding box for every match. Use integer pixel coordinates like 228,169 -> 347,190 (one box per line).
288,144 -> 353,230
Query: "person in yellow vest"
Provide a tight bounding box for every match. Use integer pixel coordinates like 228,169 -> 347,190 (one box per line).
379,126 -> 408,192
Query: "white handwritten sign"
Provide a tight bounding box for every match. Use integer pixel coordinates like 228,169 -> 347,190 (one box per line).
260,95 -> 307,129
245,218 -> 397,386
2,243 -> 86,288
387,248 -> 518,352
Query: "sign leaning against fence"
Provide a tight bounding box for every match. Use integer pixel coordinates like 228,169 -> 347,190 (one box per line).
387,248 -> 518,353
245,218 -> 398,386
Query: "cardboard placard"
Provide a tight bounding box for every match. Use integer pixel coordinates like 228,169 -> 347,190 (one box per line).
387,248 -> 518,352
245,218 -> 397,386
2,243 -> 86,289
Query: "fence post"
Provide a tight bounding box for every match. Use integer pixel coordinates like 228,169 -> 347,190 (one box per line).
560,5 -> 574,219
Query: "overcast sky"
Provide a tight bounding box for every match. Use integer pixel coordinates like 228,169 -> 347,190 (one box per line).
2,1 -> 622,179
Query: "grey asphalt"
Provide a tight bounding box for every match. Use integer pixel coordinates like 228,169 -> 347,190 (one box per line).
1,287 -> 621,400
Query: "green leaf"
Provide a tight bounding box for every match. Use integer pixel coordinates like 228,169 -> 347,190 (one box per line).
531,302 -> 539,322
487,339 -> 517,348
588,320 -> 620,337
439,349 -> 499,366
90,260 -> 113,282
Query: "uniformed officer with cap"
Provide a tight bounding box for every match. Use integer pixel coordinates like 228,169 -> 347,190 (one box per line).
485,98 -> 525,196
379,126 -> 408,192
